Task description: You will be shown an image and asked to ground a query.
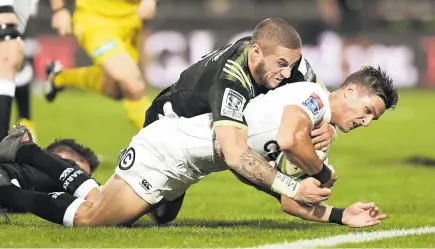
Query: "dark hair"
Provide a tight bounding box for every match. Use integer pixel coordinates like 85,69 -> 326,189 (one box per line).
46,139 -> 100,173
251,18 -> 302,54
341,65 -> 398,110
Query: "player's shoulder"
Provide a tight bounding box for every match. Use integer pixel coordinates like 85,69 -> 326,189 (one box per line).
277,81 -> 328,97
204,37 -> 251,66
212,37 -> 255,97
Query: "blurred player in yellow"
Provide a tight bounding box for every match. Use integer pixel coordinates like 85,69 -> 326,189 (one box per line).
44,0 -> 158,130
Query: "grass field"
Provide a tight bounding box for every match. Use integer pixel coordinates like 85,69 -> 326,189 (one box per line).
0,89 -> 434,248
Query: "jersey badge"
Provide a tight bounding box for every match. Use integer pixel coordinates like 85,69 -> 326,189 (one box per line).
303,93 -> 324,115
221,88 -> 246,121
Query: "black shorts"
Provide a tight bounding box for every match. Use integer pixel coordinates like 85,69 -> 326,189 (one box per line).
143,87 -> 171,128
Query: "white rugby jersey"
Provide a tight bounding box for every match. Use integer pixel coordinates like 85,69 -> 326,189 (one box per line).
176,82 -> 331,175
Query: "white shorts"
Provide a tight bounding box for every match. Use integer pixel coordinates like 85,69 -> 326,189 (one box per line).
115,117 -> 201,205
0,0 -> 32,33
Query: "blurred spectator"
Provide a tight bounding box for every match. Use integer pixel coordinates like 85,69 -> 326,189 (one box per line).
317,0 -> 371,81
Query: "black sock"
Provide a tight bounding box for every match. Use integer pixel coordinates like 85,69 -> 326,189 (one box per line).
0,80 -> 15,140
0,185 -> 79,225
15,83 -> 31,120
16,143 -> 95,195
0,95 -> 12,140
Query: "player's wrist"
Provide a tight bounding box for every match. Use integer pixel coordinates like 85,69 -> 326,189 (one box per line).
328,207 -> 344,225
271,171 -> 300,199
312,163 -> 332,184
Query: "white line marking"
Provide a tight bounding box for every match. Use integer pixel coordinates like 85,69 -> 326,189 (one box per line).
251,226 -> 435,248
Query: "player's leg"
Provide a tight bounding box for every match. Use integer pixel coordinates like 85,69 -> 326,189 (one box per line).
43,11 -> 121,101
0,1 -> 27,139
99,19 -> 150,131
0,125 -> 100,201
45,13 -> 150,130
44,62 -> 123,101
72,173 -> 153,226
0,172 -> 153,227
15,57 -> 36,140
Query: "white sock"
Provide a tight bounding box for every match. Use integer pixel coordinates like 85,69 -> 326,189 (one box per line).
63,198 -> 86,227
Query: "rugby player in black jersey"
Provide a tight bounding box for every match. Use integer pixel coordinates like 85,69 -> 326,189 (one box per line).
0,138 -> 99,217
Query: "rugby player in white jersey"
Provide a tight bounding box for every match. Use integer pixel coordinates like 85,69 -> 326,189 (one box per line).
0,66 -> 397,228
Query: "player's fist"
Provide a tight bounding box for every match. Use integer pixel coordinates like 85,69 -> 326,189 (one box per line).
295,177 -> 331,206
311,122 -> 336,152
51,9 -> 72,36
137,0 -> 158,20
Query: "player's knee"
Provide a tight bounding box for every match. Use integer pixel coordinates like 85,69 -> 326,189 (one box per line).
123,80 -> 145,100
0,40 -> 24,71
107,69 -> 145,99
73,201 -> 100,227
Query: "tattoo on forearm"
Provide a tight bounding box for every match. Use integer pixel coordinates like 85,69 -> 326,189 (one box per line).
235,148 -> 277,188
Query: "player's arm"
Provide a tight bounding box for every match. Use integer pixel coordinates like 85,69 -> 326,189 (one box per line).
210,81 -> 275,188
50,0 -> 71,36
210,81 -> 329,205
280,195 -> 386,228
277,105 -> 332,185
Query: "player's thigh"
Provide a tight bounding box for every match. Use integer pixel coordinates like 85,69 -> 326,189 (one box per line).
74,13 -> 142,82
75,173 -> 152,226
0,40 -> 24,79
116,120 -> 191,207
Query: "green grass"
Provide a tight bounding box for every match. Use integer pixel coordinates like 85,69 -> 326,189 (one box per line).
1,89 -> 434,247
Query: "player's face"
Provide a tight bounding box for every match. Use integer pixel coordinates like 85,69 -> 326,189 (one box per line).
55,151 -> 92,174
336,85 -> 386,133
258,45 -> 301,89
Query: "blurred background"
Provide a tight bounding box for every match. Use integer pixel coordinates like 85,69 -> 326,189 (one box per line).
24,0 -> 435,89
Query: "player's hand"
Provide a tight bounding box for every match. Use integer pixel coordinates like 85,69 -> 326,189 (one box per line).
137,0 -> 158,20
51,9 -> 72,36
294,177 -> 331,206
311,122 -> 336,152
320,164 -> 337,188
342,202 -> 387,228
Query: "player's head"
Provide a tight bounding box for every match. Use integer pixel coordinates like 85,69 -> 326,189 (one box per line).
46,139 -> 100,174
249,18 -> 302,89
331,66 -> 398,133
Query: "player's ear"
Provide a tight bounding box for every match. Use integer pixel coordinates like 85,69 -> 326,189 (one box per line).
343,84 -> 357,99
251,43 -> 263,61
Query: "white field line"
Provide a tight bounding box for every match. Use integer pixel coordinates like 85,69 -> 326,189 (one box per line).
248,226 -> 435,249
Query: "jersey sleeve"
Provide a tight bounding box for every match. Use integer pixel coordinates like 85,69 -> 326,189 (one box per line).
277,84 -> 330,127
209,79 -> 251,130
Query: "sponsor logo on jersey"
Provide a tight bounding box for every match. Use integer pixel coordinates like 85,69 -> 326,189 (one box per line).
59,168 -> 74,181
221,88 -> 246,121
93,40 -> 117,58
303,93 -> 324,115
62,170 -> 84,190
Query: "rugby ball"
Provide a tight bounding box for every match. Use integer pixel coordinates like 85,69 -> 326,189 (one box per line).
275,150 -> 329,181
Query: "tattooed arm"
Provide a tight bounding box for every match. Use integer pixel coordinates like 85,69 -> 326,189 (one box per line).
214,126 -> 330,205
